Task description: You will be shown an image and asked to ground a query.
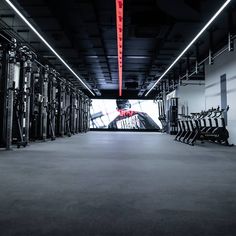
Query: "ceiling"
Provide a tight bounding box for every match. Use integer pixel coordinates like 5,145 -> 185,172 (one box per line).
0,0 -> 235,98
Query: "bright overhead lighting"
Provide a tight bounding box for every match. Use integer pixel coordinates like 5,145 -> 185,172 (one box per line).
107,56 -> 150,59
116,0 -> 124,97
5,0 -> 95,96
145,0 -> 232,97
86,55 -> 99,59
107,55 -> 118,59
126,56 -> 150,59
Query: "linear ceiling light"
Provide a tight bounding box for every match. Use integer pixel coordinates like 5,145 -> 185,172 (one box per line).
126,56 -> 150,59
5,0 -> 95,96
145,0 -> 232,97
116,0 -> 124,97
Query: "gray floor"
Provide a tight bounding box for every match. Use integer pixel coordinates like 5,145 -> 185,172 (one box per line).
0,132 -> 236,236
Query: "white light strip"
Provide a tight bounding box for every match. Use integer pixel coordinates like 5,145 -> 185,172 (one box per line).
126,56 -> 150,59
145,0 -> 232,97
5,0 -> 95,96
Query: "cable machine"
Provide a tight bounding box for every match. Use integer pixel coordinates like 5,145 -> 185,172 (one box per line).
0,36 -> 91,150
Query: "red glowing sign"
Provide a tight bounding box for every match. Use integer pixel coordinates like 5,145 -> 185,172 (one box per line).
116,0 -> 124,97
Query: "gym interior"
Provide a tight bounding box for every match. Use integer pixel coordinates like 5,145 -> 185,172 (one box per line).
0,0 -> 236,235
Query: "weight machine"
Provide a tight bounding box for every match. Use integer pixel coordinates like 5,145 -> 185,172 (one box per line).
154,95 -> 178,135
0,35 -> 91,150
166,98 -> 178,135
0,38 -> 16,149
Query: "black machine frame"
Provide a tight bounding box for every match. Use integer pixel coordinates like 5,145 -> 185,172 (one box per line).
0,34 -> 91,150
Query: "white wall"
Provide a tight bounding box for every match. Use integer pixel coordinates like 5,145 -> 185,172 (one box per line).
176,83 -> 205,115
205,42 -> 236,144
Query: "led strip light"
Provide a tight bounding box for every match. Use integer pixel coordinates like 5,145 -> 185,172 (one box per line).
145,0 -> 232,97
116,0 -> 124,97
5,0 -> 95,96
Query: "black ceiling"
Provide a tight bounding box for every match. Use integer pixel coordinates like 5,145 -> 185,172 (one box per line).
0,0 -> 235,98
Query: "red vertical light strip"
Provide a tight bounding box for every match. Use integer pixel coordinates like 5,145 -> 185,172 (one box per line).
116,0 -> 123,97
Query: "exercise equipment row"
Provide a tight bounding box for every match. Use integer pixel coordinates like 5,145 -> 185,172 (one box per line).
0,37 -> 91,150
174,106 -> 233,146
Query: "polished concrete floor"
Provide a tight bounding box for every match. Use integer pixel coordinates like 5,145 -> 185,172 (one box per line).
0,132 -> 236,236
